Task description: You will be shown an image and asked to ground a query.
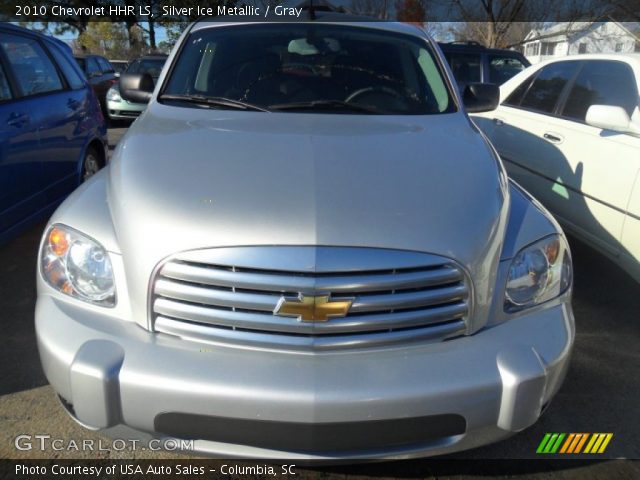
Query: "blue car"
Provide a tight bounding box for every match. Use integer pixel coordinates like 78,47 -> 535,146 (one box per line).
0,24 -> 108,245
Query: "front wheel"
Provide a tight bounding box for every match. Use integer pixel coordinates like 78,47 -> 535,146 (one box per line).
82,147 -> 101,182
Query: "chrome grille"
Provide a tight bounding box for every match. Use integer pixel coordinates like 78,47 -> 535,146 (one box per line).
150,247 -> 470,350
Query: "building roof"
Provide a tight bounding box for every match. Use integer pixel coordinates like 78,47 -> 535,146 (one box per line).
618,22 -> 640,38
525,22 -> 593,42
525,20 -> 640,43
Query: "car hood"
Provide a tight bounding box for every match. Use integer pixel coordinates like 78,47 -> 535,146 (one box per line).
108,104 -> 509,327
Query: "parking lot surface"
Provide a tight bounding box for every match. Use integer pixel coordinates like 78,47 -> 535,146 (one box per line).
0,127 -> 638,478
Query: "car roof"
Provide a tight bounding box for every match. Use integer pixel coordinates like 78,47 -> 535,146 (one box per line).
438,42 -> 527,56
536,53 -> 640,68
1,23 -> 71,52
1,23 -> 50,40
192,12 -> 428,39
438,41 -> 485,49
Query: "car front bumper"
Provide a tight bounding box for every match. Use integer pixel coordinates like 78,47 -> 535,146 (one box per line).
36,295 -> 574,460
106,99 -> 145,120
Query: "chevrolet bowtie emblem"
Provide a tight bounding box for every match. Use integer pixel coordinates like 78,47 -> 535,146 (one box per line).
274,295 -> 353,322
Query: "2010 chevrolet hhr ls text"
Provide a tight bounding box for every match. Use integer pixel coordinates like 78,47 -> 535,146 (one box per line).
36,16 -> 574,461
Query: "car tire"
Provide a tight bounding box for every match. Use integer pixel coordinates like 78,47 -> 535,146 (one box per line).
82,147 -> 101,182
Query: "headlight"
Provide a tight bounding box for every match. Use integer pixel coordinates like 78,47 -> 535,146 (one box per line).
41,225 -> 116,306
505,234 -> 571,312
107,88 -> 121,102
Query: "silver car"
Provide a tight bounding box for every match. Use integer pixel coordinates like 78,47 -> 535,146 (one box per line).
36,17 -> 574,461
106,55 -> 167,121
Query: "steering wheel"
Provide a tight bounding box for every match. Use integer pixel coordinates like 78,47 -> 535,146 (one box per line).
282,63 -> 318,76
345,86 -> 403,103
240,69 -> 281,101
241,69 -> 308,103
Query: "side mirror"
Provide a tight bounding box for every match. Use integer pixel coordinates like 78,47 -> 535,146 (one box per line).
120,73 -> 154,104
586,105 -> 640,135
463,83 -> 500,113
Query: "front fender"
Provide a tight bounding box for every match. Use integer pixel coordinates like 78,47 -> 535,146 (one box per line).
501,180 -> 564,261
46,168 -> 119,254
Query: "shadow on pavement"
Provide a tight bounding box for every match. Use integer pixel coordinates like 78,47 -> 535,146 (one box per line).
0,222 -> 48,396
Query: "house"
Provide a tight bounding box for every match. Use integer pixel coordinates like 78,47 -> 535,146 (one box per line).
523,20 -> 640,64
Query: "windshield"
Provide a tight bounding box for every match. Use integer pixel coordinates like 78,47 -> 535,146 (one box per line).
127,58 -> 166,80
112,61 -> 128,74
162,24 -> 455,115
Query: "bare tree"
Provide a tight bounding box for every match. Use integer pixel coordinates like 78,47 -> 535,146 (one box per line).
136,0 -> 163,50
422,23 -> 448,40
446,0 -> 547,47
603,0 -> 640,21
447,21 -> 544,48
246,0 -> 282,8
350,0 -> 388,19
428,0 -> 602,48
395,0 -> 426,24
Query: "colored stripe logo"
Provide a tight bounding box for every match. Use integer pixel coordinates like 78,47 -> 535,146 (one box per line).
537,433 -> 613,454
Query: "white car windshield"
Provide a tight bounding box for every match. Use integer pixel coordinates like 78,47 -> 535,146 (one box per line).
162,23 -> 455,115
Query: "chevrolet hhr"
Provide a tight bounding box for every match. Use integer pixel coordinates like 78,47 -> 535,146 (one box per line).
36,17 -> 574,460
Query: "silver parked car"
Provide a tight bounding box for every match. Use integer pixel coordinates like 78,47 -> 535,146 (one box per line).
106,55 -> 167,121
36,16 -> 574,461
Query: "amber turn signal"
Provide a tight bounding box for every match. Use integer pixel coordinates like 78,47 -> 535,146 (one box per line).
48,227 -> 69,257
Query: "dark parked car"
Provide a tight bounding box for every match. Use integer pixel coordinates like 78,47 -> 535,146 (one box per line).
109,59 -> 129,77
74,54 -> 117,112
0,25 -> 107,244
439,41 -> 530,91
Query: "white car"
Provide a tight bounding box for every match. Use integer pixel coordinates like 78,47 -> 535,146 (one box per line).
473,54 -> 640,282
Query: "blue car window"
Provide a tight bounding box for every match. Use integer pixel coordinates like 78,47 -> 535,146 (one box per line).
0,33 -> 63,97
87,57 -> 101,76
488,55 -> 527,85
48,43 -> 85,90
446,53 -> 481,84
97,57 -> 114,73
125,59 -> 140,74
0,61 -> 11,101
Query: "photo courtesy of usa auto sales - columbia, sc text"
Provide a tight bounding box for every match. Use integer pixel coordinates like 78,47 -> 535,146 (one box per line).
35,17 -> 574,460
16,462 -> 293,476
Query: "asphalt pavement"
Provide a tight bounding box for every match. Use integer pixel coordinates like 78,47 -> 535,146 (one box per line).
0,126 -> 638,478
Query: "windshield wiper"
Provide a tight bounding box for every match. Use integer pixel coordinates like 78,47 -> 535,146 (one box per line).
268,100 -> 381,114
159,94 -> 270,112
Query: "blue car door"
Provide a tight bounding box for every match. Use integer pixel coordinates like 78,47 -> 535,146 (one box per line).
38,41 -> 88,203
1,32 -> 84,220
0,40 -> 44,235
